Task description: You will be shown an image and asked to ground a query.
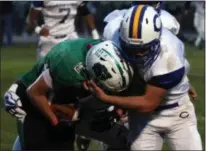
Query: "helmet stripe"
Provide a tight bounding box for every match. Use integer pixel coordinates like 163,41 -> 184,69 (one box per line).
129,5 -> 147,39
129,5 -> 138,38
132,5 -> 144,39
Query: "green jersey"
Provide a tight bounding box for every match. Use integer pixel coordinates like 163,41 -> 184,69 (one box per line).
20,38 -> 101,91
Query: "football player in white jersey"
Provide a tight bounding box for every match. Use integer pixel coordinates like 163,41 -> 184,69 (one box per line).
102,2 -> 198,150
85,5 -> 202,150
27,1 -> 100,60
103,3 -> 197,101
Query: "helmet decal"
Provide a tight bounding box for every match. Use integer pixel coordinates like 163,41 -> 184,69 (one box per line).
92,63 -> 112,81
153,14 -> 161,32
100,48 -> 127,88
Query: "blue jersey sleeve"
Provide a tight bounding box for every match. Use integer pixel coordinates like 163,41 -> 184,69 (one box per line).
148,67 -> 185,90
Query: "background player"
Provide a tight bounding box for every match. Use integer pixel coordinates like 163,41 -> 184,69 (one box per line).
184,1 -> 205,48
27,1 -> 100,60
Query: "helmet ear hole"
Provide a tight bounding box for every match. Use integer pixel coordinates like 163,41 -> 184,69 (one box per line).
146,18 -> 149,24
100,57 -> 106,61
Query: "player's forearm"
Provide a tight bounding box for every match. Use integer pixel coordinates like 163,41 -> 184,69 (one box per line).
27,8 -> 41,32
85,14 -> 96,30
27,90 -> 58,125
85,15 -> 99,39
104,95 -> 154,113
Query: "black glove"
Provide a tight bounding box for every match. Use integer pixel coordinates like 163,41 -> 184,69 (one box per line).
90,106 -> 120,133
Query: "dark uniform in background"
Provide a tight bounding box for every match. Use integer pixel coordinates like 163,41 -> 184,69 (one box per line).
0,1 -> 13,47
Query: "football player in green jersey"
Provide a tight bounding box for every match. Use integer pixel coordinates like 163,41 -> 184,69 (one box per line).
4,38 -> 133,150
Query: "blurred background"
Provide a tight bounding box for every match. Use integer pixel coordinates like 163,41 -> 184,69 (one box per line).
0,1 -> 205,47
0,1 -> 205,150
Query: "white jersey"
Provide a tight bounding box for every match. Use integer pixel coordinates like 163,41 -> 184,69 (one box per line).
31,1 -> 81,37
162,29 -> 190,75
141,28 -> 190,103
103,10 -> 190,104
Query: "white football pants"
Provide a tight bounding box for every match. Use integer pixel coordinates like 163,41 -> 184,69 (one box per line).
129,94 -> 202,150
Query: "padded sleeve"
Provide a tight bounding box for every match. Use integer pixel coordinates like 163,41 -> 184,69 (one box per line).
148,67 -> 185,90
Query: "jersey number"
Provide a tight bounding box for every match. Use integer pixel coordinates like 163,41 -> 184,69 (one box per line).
59,8 -> 71,24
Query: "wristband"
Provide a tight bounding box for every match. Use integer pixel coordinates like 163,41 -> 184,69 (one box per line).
91,29 -> 100,39
8,83 -> 18,93
34,26 -> 42,34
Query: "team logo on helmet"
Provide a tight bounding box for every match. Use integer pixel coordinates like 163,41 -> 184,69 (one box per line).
92,63 -> 112,81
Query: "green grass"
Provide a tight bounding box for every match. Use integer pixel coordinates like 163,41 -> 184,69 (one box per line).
0,43 -> 205,150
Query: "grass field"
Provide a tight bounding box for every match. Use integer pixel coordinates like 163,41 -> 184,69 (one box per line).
0,42 -> 205,150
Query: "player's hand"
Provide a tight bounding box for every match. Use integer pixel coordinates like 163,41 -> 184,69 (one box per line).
50,104 -> 80,122
4,91 -> 26,121
83,80 -> 108,101
39,26 -> 49,37
188,85 -> 198,101
90,105 -> 120,132
116,108 -> 128,124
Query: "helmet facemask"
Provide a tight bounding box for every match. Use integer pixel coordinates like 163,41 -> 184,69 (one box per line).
119,37 -> 161,70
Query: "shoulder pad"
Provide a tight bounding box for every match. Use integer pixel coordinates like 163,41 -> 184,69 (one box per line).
104,9 -> 127,23
160,10 -> 180,35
